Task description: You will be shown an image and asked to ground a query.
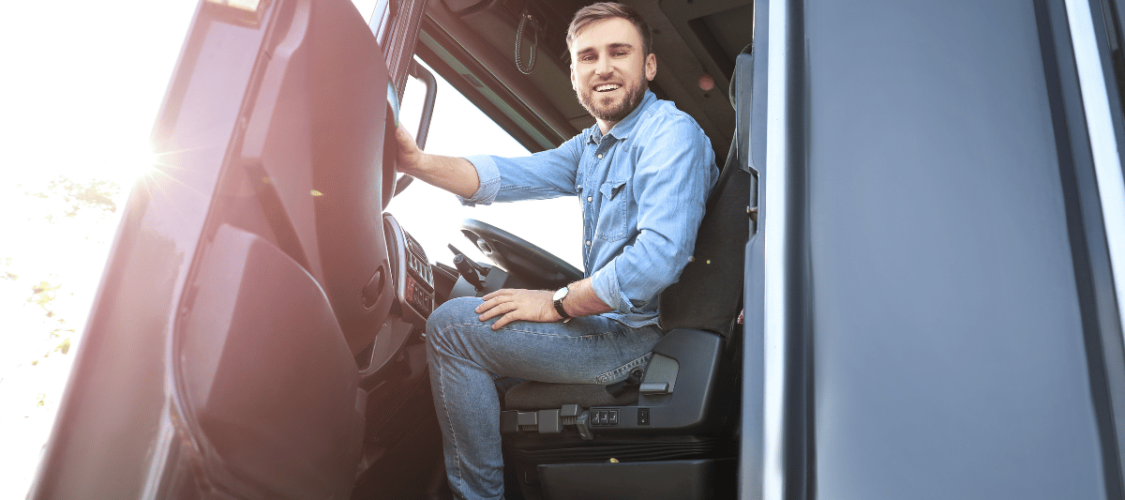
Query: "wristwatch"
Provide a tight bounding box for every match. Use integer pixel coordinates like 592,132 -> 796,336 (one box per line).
552,286 -> 572,321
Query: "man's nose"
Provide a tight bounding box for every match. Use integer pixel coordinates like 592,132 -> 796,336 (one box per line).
594,56 -> 612,76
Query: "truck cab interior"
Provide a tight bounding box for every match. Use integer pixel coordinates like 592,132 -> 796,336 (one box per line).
32,0 -> 1125,499
29,0 -> 758,499
365,0 -> 757,497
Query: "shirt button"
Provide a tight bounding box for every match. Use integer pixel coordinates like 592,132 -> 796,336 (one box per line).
587,196 -> 593,202
586,240 -> 592,246
597,154 -> 603,159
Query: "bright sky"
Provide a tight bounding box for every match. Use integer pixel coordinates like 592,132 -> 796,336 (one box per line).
0,1 -> 201,495
0,0 -> 579,496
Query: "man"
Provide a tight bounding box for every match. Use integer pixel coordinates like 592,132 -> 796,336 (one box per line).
394,3 -> 717,498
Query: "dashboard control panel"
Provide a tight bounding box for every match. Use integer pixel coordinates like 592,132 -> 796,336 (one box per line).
384,214 -> 434,325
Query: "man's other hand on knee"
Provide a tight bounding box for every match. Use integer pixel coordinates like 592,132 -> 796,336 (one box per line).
476,289 -> 561,330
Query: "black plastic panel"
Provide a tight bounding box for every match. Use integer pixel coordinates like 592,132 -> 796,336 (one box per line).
237,0 -> 395,355
537,459 -> 717,500
180,225 -> 362,499
634,329 -> 722,430
384,214 -> 434,326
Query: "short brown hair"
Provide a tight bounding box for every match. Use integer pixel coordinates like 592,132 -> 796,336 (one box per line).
566,2 -> 653,57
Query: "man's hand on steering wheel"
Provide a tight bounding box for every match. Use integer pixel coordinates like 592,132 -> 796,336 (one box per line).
476,289 -> 562,330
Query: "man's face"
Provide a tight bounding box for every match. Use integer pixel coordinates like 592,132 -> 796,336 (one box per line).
570,17 -> 657,127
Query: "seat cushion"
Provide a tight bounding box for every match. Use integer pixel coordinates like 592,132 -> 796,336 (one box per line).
503,382 -> 639,410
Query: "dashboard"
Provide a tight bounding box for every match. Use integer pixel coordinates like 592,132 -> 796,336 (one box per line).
354,214 -> 433,383
384,213 -> 434,324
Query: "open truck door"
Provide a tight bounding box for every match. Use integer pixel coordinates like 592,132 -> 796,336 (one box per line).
30,0 -> 427,497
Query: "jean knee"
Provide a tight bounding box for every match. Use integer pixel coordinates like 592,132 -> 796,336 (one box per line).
426,296 -> 484,342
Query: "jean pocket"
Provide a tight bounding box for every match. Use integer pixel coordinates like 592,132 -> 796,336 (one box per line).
596,352 -> 652,384
594,180 -> 628,242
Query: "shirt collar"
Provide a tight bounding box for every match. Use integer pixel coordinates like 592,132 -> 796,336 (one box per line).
586,89 -> 657,145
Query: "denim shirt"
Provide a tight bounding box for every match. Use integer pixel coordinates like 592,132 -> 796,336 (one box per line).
461,90 -> 717,328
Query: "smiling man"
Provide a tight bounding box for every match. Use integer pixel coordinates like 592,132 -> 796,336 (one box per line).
394,3 -> 717,498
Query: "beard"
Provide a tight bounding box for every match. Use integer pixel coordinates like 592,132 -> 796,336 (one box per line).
576,76 -> 648,124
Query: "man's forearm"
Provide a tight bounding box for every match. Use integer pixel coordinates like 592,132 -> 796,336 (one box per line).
395,127 -> 480,198
412,154 -> 480,199
560,278 -> 613,318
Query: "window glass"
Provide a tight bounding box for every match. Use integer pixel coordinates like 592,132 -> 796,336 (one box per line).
350,0 -> 378,21
352,0 -> 392,44
389,62 -> 583,270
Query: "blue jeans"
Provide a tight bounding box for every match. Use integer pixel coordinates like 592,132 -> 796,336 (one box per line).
425,297 -> 663,500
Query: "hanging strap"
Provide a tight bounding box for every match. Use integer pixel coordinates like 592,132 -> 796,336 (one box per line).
514,11 -> 539,75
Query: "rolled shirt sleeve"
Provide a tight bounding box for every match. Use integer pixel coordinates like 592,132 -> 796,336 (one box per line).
458,154 -> 502,206
458,136 -> 584,206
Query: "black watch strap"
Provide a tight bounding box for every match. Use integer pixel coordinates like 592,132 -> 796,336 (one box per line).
553,286 -> 572,321
553,297 -> 572,321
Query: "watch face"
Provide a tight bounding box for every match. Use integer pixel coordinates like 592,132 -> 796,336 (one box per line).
553,287 -> 568,301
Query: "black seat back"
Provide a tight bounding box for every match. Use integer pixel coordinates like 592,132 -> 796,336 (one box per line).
658,48 -> 755,336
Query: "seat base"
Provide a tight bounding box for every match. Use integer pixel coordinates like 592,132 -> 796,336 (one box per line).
504,382 -> 638,410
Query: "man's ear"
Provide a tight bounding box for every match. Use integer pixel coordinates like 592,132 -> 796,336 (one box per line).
570,63 -> 578,91
644,52 -> 657,81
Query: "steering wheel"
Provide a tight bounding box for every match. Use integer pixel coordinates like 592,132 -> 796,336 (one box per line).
460,219 -> 583,289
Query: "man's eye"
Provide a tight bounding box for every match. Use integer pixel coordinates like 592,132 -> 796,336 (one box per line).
613,52 -> 626,57
581,55 -> 596,62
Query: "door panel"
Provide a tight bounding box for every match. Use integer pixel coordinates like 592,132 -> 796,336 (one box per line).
236,0 -> 396,353
177,0 -> 395,494
32,0 -> 405,497
180,224 -> 363,499
758,0 -> 1120,498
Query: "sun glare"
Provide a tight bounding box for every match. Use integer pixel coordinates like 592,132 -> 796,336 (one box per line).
113,144 -> 161,185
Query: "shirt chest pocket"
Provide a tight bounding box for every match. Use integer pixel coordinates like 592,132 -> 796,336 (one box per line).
595,180 -> 629,242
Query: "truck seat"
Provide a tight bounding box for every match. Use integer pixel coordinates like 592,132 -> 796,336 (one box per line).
497,47 -> 757,500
